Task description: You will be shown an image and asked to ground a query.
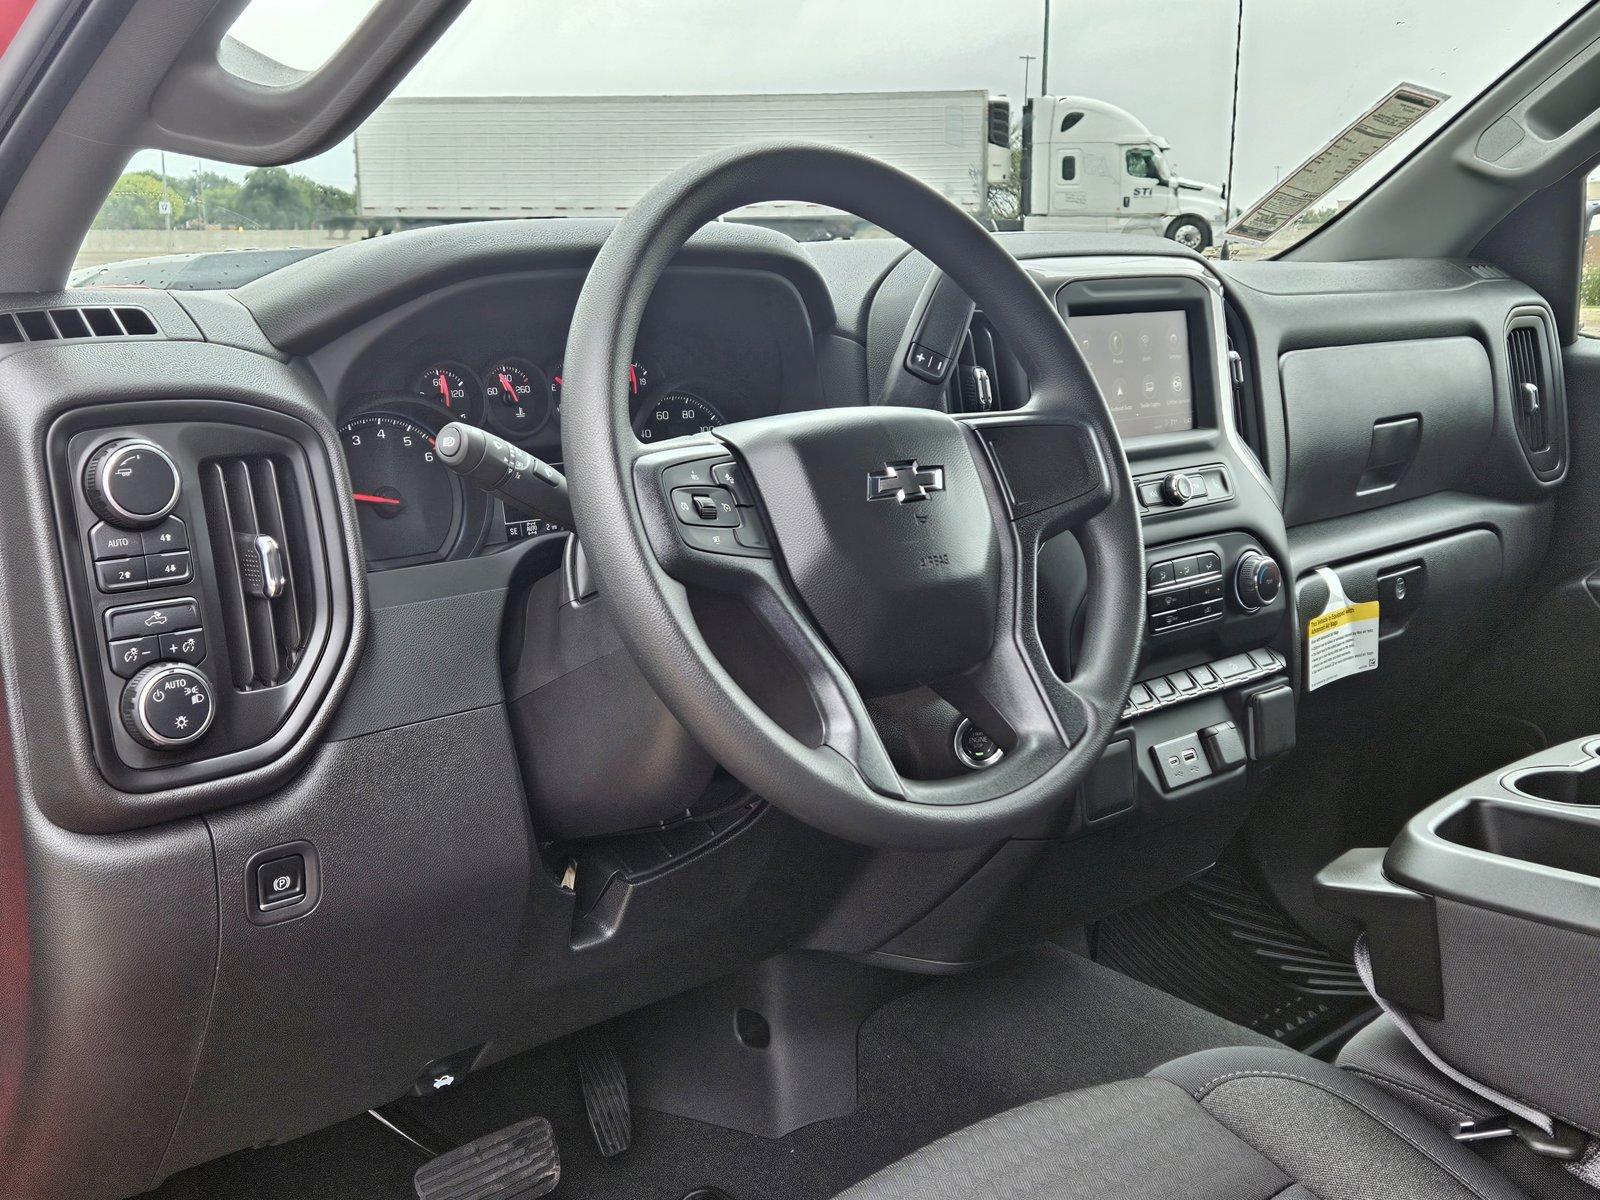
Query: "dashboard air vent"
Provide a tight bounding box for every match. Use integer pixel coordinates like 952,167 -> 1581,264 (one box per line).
201,455 -> 313,689
0,306 -> 158,343
1507,321 -> 1550,453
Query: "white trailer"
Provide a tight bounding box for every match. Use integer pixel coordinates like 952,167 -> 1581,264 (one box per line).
355,91 -> 1014,239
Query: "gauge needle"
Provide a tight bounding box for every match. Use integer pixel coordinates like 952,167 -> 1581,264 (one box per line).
352,492 -> 402,506
437,374 -> 452,409
498,373 -> 518,402
628,363 -> 638,395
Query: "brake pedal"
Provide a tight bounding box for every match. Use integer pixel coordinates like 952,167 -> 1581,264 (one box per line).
413,1115 -> 559,1200
575,1030 -> 632,1157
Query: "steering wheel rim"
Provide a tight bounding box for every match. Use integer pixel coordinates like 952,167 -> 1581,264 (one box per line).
562,142 -> 1144,850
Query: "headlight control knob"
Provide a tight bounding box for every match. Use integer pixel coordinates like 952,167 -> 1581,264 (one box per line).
83,438 -> 180,529
1233,550 -> 1283,612
121,663 -> 215,749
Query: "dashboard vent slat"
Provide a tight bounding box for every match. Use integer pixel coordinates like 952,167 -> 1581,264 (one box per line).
1508,322 -> 1549,454
0,305 -> 160,342
202,454 -> 311,689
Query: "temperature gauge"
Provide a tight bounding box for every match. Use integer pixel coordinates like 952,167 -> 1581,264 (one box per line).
415,362 -> 482,424
482,357 -> 552,440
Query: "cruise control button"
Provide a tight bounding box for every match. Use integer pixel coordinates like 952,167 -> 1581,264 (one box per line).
145,550 -> 192,584
158,628 -> 206,665
661,458 -> 725,491
108,636 -> 158,679
96,556 -> 147,592
141,516 -> 188,554
671,486 -> 739,527
89,523 -> 143,561
107,600 -> 200,640
711,461 -> 756,506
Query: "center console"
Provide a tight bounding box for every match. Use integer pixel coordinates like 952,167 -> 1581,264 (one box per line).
1318,736 -> 1600,1151
1028,259 -> 1296,831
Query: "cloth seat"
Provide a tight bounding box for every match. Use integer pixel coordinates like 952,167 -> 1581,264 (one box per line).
833,1046 -> 1531,1200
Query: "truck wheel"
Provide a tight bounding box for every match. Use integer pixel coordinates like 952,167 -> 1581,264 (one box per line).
1165,216 -> 1210,250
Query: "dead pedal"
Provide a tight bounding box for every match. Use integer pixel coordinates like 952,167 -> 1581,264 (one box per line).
575,1029 -> 632,1157
413,1115 -> 559,1200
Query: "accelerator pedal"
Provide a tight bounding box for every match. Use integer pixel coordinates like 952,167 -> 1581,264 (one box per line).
575,1029 -> 632,1157
413,1116 -> 559,1200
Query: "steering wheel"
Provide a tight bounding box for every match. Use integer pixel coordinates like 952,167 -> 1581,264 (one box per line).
562,143 -> 1144,850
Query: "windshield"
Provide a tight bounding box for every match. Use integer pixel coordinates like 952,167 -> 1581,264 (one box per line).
74,0 -> 1590,284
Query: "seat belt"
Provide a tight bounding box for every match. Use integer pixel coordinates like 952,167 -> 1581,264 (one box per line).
1353,935 -> 1600,1187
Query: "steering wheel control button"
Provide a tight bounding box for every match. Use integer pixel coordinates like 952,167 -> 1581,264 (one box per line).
953,719 -> 1004,770
1152,731 -> 1214,790
107,599 -> 199,640
141,515 -> 188,553
673,486 -> 739,527
660,459 -> 722,491
1233,550 -> 1283,612
89,522 -> 143,561
83,439 -> 181,529
680,525 -> 766,558
108,636 -> 159,679
711,461 -> 755,506
95,556 -> 148,592
734,518 -> 770,551
120,662 -> 215,749
904,341 -> 951,384
256,855 -> 306,910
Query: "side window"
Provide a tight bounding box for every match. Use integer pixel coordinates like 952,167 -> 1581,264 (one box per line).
1125,148 -> 1159,180
1584,165 -> 1600,337
1060,156 -> 1077,182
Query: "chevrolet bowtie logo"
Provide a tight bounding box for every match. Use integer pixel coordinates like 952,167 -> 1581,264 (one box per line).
867,459 -> 946,503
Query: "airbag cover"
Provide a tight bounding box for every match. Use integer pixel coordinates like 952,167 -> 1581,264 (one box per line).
721,407 -> 999,697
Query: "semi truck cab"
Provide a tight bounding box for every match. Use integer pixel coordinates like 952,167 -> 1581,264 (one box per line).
1022,94 -> 1229,248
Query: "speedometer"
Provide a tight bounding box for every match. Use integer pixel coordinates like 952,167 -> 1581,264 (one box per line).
340,414 -> 463,565
634,392 -> 723,443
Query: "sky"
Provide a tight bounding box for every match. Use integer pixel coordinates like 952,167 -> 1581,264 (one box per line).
130,0 -> 1589,219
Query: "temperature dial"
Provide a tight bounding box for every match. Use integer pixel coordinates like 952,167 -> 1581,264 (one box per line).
1233,550 -> 1283,612
83,439 -> 180,529
121,662 -> 215,749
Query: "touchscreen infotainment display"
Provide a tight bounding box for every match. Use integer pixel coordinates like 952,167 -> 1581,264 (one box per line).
1065,310 -> 1196,439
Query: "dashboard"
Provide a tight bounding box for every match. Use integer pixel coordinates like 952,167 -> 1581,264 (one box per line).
317,268 -> 821,569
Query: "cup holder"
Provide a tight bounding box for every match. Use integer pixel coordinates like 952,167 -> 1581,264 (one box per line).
1508,761 -> 1600,806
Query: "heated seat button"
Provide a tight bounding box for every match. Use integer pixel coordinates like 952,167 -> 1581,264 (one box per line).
256,855 -> 306,910
96,556 -> 148,592
89,522 -> 143,561
1147,561 -> 1175,587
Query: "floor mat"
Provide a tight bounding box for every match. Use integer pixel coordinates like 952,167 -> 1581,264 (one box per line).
143,944 -> 1271,1200
1093,862 -> 1375,1053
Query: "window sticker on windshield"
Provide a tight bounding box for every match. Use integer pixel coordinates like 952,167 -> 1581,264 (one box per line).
1306,567 -> 1379,692
1226,83 -> 1448,244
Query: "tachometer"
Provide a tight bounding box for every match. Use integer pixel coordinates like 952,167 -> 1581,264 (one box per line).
482,357 -> 552,440
634,392 -> 724,443
415,362 -> 482,424
340,414 -> 463,565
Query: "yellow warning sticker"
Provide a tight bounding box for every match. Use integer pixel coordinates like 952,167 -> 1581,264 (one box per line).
1306,567 -> 1379,692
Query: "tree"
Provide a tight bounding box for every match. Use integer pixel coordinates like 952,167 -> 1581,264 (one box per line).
93,172 -> 185,230
236,166 -> 309,229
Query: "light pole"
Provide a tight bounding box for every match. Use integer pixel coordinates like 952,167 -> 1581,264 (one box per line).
1019,54 -> 1037,104
1040,0 -> 1052,97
